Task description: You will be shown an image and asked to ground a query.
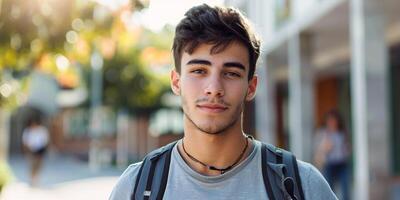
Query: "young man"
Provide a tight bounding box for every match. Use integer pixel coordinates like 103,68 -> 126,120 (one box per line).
110,4 -> 337,200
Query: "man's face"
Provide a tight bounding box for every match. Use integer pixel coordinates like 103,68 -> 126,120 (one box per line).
171,42 -> 258,135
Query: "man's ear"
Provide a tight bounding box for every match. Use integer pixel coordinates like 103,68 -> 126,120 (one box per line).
170,70 -> 181,95
246,74 -> 258,101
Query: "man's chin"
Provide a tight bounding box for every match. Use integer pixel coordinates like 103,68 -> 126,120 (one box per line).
194,120 -> 237,135
196,126 -> 227,135
184,111 -> 239,135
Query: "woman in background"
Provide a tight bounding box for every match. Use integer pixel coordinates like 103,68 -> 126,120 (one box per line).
314,110 -> 351,200
22,118 -> 49,187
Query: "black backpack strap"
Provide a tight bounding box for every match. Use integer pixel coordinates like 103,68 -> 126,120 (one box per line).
261,143 -> 305,200
278,147 -> 305,200
292,156 -> 304,199
261,143 -> 278,200
156,145 -> 173,200
131,141 -> 177,200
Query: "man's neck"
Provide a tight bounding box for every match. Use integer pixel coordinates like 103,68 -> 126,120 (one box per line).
178,117 -> 252,176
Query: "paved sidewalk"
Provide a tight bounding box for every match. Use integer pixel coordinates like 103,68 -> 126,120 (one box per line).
1,153 -> 125,200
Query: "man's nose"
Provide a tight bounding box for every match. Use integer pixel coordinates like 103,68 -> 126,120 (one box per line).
204,76 -> 224,97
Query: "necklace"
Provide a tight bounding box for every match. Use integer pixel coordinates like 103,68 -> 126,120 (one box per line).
181,135 -> 250,174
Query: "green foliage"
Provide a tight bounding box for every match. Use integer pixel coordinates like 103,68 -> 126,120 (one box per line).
0,0 -> 73,56
0,160 -> 13,191
0,0 -> 171,115
139,26 -> 175,50
102,43 -> 171,115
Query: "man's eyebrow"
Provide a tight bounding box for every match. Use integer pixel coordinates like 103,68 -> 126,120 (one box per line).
186,59 -> 211,66
186,59 -> 246,71
223,62 -> 246,71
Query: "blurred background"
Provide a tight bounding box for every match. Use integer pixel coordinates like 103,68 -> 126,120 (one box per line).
0,0 -> 398,199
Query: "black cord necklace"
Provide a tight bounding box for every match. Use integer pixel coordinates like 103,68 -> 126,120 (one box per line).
181,135 -> 250,174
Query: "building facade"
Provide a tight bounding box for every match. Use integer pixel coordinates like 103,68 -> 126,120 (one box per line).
225,0 -> 400,199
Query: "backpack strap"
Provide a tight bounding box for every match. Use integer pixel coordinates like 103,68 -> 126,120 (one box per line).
261,143 -> 305,200
281,149 -> 305,200
261,143 -> 278,200
292,155 -> 305,199
131,141 -> 177,200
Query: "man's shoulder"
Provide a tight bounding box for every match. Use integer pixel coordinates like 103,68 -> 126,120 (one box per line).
254,141 -> 320,175
251,141 -> 337,199
109,162 -> 143,200
109,141 -> 178,200
296,160 -> 322,180
296,160 -> 338,199
122,162 -> 144,177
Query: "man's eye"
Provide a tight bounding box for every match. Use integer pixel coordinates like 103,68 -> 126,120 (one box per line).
191,69 -> 206,74
225,72 -> 241,78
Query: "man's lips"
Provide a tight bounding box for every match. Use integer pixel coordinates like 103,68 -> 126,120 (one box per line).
196,104 -> 228,113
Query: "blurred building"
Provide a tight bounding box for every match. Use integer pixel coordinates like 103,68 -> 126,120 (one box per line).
225,0 -> 399,199
6,66 -> 183,168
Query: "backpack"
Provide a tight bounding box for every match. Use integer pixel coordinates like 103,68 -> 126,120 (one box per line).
131,141 -> 305,200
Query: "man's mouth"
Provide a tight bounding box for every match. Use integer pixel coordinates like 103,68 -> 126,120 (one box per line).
196,103 -> 228,113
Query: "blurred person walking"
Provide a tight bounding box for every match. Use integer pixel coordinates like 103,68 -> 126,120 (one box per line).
314,110 -> 351,200
22,117 -> 49,187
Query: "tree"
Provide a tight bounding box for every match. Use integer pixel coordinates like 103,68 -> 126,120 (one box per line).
0,0 -> 174,115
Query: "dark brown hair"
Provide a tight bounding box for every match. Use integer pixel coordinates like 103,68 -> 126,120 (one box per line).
172,4 -> 261,80
323,109 -> 345,132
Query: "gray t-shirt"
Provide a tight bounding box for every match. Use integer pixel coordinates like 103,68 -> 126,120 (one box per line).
110,140 -> 337,200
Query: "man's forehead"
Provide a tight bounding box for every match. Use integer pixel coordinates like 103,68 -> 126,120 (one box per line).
184,40 -> 248,54
182,42 -> 249,63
